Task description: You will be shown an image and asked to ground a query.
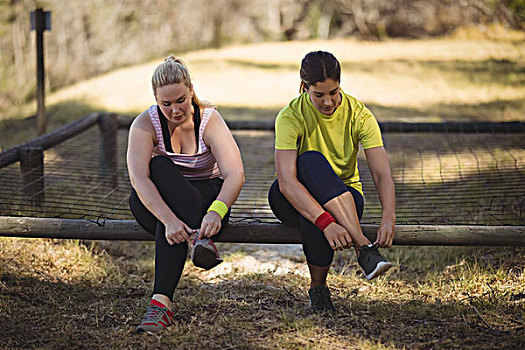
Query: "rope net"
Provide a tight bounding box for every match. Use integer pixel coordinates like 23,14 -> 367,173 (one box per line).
0,123 -> 523,226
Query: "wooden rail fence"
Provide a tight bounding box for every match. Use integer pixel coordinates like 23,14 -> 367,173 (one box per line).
0,216 -> 523,246
1,113 -> 524,246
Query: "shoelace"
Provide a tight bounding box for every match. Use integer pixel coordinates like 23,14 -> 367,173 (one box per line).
310,292 -> 322,308
359,244 -> 379,259
310,287 -> 334,310
207,239 -> 219,255
142,305 -> 165,322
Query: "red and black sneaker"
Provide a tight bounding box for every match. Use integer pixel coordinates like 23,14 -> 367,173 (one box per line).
191,237 -> 223,270
135,299 -> 174,334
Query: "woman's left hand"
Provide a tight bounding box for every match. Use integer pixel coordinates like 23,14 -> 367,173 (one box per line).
199,211 -> 222,238
374,219 -> 395,248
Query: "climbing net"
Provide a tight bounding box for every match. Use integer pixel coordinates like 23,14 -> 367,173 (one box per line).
0,120 -> 523,227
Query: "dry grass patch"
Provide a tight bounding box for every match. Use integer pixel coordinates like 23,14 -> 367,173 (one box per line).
1,238 -> 523,349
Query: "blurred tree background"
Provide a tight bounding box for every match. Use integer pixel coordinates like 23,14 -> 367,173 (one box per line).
0,0 -> 523,116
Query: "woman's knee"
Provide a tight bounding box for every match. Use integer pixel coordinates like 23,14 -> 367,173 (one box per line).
297,150 -> 330,169
304,242 -> 334,267
296,151 -> 347,204
149,155 -> 174,174
268,179 -> 301,227
149,156 -> 185,188
297,151 -> 335,182
129,189 -> 157,235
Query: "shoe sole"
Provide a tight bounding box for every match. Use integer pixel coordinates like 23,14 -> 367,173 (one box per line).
135,326 -> 163,335
307,306 -> 337,314
364,261 -> 393,280
192,245 -> 222,270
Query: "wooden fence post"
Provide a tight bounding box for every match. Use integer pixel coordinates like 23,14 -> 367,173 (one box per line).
18,146 -> 44,208
30,8 -> 51,136
98,113 -> 118,188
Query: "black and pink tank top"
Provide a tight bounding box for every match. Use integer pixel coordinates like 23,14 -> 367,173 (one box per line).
148,104 -> 222,180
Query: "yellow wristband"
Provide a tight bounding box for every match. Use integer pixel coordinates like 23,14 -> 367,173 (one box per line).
207,200 -> 228,219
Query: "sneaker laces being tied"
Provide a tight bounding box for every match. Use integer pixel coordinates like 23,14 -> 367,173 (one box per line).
358,244 -> 380,259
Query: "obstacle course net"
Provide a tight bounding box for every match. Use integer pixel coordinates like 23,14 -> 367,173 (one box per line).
0,120 -> 523,227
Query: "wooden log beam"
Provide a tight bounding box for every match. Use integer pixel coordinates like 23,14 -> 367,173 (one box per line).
0,216 -> 523,246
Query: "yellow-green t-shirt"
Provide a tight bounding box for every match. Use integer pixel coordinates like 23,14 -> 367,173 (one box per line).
275,91 -> 383,195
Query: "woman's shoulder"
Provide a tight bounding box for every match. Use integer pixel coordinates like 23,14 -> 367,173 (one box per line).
202,106 -> 219,120
277,94 -> 307,119
341,92 -> 372,119
341,92 -> 364,109
130,107 -> 155,133
288,93 -> 308,109
202,107 -> 229,136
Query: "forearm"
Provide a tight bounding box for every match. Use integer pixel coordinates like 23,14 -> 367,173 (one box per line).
214,171 -> 244,209
280,178 -> 324,223
132,178 -> 178,225
199,171 -> 244,238
376,175 -> 396,222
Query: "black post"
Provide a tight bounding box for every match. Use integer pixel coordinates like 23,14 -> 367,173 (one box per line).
31,8 -> 51,136
98,113 -> 118,189
19,146 -> 45,209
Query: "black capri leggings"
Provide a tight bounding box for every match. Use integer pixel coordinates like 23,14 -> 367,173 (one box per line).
129,156 -> 229,300
268,151 -> 364,267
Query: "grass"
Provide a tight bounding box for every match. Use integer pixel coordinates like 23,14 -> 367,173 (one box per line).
0,238 -> 523,349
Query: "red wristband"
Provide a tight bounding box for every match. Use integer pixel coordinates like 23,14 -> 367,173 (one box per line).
315,211 -> 336,231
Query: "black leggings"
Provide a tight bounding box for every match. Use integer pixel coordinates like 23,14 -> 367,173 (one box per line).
129,156 -> 229,300
268,151 -> 364,267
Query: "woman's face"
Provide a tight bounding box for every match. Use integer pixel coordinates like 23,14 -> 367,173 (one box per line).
155,83 -> 193,125
306,78 -> 341,116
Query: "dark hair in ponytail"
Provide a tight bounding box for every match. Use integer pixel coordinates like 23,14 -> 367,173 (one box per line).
299,51 -> 341,93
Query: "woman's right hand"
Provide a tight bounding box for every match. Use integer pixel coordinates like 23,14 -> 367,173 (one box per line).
164,218 -> 194,245
323,222 -> 353,251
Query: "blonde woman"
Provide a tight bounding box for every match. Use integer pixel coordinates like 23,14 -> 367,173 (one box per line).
127,56 -> 244,333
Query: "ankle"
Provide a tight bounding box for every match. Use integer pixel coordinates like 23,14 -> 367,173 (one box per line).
355,237 -> 371,247
355,242 -> 374,256
152,294 -> 172,309
310,281 -> 327,289
307,263 -> 330,290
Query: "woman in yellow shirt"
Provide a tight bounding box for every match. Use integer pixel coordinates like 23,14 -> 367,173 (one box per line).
268,51 -> 395,312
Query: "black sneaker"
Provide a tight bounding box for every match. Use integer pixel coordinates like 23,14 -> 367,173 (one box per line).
358,244 -> 392,280
191,237 -> 223,270
308,285 -> 336,313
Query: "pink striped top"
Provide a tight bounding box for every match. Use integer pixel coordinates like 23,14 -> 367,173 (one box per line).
148,105 -> 222,180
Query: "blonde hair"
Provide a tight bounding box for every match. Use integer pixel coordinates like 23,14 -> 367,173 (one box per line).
151,55 -> 212,108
